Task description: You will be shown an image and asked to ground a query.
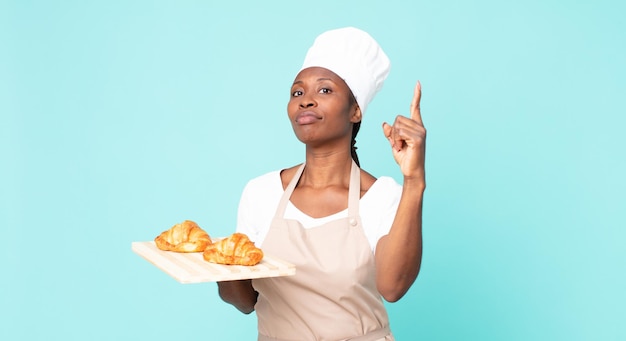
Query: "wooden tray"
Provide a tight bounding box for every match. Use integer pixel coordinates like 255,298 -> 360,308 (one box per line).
132,241 -> 295,283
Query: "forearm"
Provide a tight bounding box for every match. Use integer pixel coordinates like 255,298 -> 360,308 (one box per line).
375,179 -> 424,302
217,279 -> 258,314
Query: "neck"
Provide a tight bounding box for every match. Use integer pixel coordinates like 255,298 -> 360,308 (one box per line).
300,148 -> 353,189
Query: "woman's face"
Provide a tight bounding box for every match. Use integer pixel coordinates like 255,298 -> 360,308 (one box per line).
287,67 -> 361,146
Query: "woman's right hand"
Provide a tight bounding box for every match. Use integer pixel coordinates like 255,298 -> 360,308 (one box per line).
217,279 -> 258,314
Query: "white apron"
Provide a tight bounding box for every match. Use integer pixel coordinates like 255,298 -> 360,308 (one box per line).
253,160 -> 394,341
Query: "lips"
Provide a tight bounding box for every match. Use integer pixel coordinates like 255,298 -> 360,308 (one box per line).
295,111 -> 322,125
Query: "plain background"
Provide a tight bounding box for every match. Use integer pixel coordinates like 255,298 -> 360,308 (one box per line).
1,0 -> 624,340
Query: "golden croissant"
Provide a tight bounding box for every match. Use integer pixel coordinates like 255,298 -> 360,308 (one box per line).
154,220 -> 212,252
203,233 -> 263,266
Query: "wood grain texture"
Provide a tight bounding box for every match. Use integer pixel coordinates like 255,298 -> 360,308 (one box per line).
132,241 -> 295,283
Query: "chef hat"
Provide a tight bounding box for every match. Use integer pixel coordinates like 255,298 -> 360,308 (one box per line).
300,27 -> 391,115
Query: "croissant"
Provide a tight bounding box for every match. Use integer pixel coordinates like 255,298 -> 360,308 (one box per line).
203,233 -> 263,266
154,220 -> 212,252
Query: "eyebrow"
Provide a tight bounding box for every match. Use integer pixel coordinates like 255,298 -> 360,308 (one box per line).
292,77 -> 334,86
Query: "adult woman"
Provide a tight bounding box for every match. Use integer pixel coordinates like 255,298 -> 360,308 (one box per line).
218,27 -> 426,340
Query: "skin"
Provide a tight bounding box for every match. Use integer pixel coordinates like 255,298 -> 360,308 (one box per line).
217,67 -> 426,313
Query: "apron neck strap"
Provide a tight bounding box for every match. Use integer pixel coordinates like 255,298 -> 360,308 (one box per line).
275,160 -> 361,219
347,159 -> 361,218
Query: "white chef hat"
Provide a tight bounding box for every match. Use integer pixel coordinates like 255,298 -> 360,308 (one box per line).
300,27 -> 391,115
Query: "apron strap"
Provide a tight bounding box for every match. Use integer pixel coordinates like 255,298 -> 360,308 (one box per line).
347,159 -> 361,219
274,161 -> 361,220
274,163 -> 305,219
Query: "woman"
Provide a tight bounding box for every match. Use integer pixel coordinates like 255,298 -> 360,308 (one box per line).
218,27 -> 426,340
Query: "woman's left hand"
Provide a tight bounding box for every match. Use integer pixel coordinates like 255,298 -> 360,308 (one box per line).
382,81 -> 426,183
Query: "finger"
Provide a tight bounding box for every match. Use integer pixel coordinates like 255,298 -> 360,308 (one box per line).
382,122 -> 394,146
391,118 -> 406,151
410,81 -> 423,126
382,122 -> 401,151
391,115 -> 427,147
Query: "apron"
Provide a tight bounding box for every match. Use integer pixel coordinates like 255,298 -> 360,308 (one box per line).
252,160 -> 394,341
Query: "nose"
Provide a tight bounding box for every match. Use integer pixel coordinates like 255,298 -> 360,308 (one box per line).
299,93 -> 316,108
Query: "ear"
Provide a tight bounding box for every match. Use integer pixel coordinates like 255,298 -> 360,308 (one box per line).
350,105 -> 362,123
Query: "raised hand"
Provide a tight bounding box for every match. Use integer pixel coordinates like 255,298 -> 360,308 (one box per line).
381,81 -> 427,183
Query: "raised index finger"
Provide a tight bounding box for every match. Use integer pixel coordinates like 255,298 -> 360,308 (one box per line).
410,81 -> 423,126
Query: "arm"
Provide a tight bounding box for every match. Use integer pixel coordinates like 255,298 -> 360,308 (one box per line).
215,180 -> 259,314
377,81 -> 426,302
217,280 -> 258,314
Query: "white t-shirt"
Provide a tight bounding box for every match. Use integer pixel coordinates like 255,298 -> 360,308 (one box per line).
236,170 -> 402,252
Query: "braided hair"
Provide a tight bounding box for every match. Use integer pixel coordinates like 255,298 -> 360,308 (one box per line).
349,92 -> 361,167
351,121 -> 361,167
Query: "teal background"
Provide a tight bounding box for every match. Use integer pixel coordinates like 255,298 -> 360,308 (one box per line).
1,0 -> 624,340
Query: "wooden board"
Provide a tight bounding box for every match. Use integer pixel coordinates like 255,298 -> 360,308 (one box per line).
131,241 -> 295,283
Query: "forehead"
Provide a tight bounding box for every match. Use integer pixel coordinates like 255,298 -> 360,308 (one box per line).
293,67 -> 343,84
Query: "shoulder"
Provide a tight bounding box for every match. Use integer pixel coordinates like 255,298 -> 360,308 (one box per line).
359,168 -> 402,199
242,169 -> 283,197
241,165 -> 302,201
360,169 -> 377,194
237,169 -> 284,229
278,164 -> 302,190
372,175 -> 402,191
363,175 -> 402,205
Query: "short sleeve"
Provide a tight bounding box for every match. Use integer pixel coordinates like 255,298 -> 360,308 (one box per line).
235,170 -> 283,247
360,176 -> 402,253
236,180 -> 259,242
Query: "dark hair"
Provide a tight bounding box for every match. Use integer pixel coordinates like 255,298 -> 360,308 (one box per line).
348,92 -> 361,167
351,121 -> 361,167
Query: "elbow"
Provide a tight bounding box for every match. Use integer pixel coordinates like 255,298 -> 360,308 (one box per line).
219,290 -> 256,314
377,268 -> 421,303
378,285 -> 409,303
239,307 -> 256,315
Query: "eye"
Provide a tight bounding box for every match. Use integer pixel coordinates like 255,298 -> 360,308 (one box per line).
319,88 -> 332,94
292,90 -> 303,97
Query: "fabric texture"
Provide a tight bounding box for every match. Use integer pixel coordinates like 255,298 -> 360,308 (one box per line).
252,161 -> 394,340
236,169 -> 402,252
300,27 -> 391,115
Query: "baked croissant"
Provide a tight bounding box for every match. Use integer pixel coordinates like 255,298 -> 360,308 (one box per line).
203,233 -> 263,266
154,220 -> 212,252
